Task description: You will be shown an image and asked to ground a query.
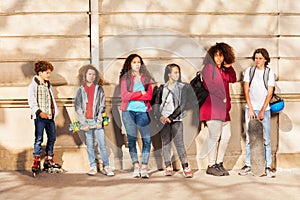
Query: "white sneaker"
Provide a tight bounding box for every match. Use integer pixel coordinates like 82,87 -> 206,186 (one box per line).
265,167 -> 275,178
102,166 -> 114,176
165,166 -> 173,176
140,168 -> 149,179
88,166 -> 97,176
183,167 -> 193,178
133,166 -> 140,178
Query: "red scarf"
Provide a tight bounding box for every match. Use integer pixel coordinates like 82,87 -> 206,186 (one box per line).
84,84 -> 95,119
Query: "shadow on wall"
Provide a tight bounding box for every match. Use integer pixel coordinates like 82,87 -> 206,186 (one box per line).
14,61 -> 83,171
21,62 -> 68,86
278,112 -> 293,133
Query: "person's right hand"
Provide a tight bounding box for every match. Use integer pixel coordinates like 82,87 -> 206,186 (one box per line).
160,116 -> 167,124
248,109 -> 256,120
39,112 -> 49,119
82,126 -> 89,132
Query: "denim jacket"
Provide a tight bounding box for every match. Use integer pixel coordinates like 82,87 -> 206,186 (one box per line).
74,85 -> 106,128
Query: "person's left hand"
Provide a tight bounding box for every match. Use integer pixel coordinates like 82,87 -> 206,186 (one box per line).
165,118 -> 171,124
223,61 -> 232,68
257,111 -> 264,121
96,124 -> 102,129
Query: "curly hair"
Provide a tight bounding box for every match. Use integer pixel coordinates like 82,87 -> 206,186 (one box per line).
203,42 -> 235,66
34,60 -> 54,75
119,54 -> 154,83
77,64 -> 104,86
252,48 -> 270,67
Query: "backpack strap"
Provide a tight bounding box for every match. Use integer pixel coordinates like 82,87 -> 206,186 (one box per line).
249,66 -> 270,91
249,66 -> 256,87
263,67 -> 270,91
199,64 -> 216,80
126,75 -> 131,92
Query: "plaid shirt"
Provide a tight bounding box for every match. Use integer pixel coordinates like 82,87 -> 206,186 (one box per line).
37,82 -> 53,119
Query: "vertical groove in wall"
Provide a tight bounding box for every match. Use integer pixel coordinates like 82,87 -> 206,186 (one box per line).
90,0 -> 100,68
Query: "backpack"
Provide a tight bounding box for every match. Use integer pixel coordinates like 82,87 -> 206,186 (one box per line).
248,66 -> 284,113
189,71 -> 208,108
249,66 -> 270,90
189,65 -> 216,108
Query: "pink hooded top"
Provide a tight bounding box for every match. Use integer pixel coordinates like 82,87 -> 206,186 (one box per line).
120,73 -> 153,112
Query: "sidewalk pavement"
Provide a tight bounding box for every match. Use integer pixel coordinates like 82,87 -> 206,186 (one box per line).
1,169 -> 300,200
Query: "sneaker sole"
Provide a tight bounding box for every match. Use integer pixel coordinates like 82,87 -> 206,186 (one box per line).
106,174 -> 114,176
133,173 -> 140,178
184,174 -> 193,178
266,174 -> 276,178
103,173 -> 114,176
102,171 -> 115,176
223,172 -> 230,176
206,171 -> 224,176
238,171 -> 252,176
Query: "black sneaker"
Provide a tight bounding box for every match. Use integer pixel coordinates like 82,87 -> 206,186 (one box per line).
206,164 -> 224,176
217,162 -> 229,176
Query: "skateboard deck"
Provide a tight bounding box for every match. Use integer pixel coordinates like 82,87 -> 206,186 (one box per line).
249,118 -> 265,176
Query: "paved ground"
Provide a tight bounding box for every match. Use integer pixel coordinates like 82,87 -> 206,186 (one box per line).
0,169 -> 300,200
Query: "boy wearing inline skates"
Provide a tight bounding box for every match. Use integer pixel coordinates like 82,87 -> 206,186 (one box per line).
28,61 -> 61,175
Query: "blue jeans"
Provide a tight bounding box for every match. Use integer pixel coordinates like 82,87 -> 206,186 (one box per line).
122,111 -> 151,165
33,116 -> 56,156
245,108 -> 272,168
85,128 -> 110,167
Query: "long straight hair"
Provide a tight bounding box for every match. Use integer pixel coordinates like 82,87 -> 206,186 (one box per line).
119,53 -> 154,84
164,63 -> 182,83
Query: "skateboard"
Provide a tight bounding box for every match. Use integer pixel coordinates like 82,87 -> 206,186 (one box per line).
249,118 -> 265,176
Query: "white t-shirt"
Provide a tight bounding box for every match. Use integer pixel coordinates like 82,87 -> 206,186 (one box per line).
243,67 -> 275,110
161,90 -> 174,118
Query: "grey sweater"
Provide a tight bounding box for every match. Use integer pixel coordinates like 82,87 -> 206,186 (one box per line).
74,85 -> 106,128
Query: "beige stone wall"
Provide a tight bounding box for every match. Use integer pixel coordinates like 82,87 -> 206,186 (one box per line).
0,0 -> 299,171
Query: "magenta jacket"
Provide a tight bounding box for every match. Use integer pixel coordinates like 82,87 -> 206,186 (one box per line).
120,73 -> 153,112
200,64 -> 236,122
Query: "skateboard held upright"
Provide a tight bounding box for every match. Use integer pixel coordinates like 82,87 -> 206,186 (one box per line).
249,118 -> 265,176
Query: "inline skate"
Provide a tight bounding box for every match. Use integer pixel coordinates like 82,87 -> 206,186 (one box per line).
43,154 -> 62,173
31,155 -> 41,177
